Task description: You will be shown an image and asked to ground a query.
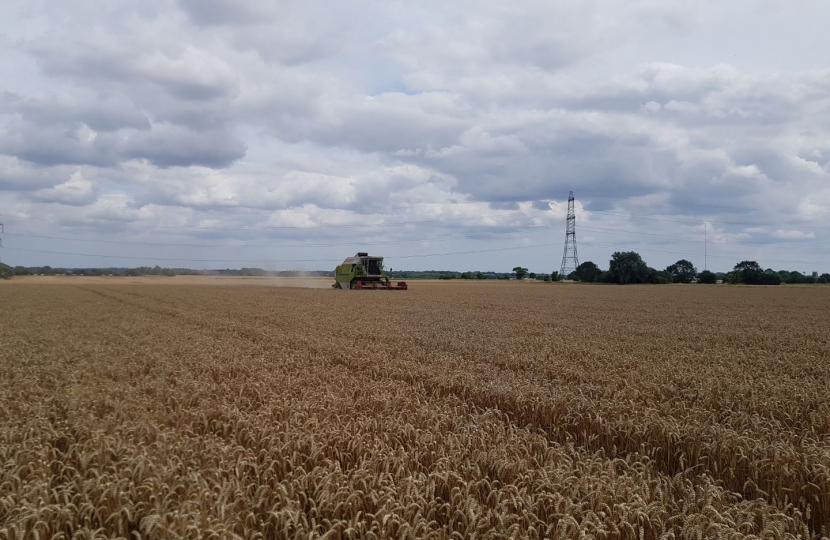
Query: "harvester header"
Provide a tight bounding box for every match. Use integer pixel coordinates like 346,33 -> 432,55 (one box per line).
333,252 -> 407,290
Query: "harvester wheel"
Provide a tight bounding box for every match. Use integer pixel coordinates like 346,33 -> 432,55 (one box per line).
350,280 -> 357,290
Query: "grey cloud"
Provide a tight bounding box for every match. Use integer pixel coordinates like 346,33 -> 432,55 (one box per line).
112,158 -> 452,217
232,27 -> 346,66
0,115 -> 245,169
1,91 -> 150,132
488,201 -> 520,210
120,124 -> 247,169
2,31 -> 246,169
177,0 -> 351,65
27,39 -> 136,84
245,59 -> 830,228
177,0 -> 263,27
375,113 -> 677,204
36,44 -> 237,104
0,157 -> 78,191
0,117 -> 120,167
255,91 -> 472,154
583,65 -> 830,127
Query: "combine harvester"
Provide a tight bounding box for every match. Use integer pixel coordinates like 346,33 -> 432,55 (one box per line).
333,252 -> 408,290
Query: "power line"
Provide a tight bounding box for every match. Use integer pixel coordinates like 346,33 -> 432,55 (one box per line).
174,209 -> 556,230
8,240 -> 830,267
3,208 -> 559,231
580,226 -> 703,243
2,242 -> 562,264
4,219 -> 706,247
578,193 -> 830,218
70,194 -> 830,219
5,196 -> 829,270
583,227 -> 830,251
585,208 -> 830,231
576,226 -> 830,251
3,246 -> 342,264
7,223 -> 827,254
9,203 -> 830,233
5,225 -> 559,248
580,241 -> 702,258
583,227 -> 830,252
148,200 -> 503,216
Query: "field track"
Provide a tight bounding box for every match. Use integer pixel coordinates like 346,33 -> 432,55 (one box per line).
1,278 -> 829,539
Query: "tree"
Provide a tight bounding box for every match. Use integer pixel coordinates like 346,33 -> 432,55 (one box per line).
760,270 -> 782,285
475,272 -> 485,280
733,261 -> 764,284
573,261 -> 602,283
697,270 -> 717,284
512,267 -> 528,280
0,263 -> 13,280
819,273 -> 830,284
666,259 -> 697,283
528,272 -> 537,279
460,272 -> 473,279
647,268 -> 672,284
607,251 -> 649,284
776,270 -> 804,284
550,271 -> 560,282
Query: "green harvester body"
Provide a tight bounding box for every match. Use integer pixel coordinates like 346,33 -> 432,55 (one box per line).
333,253 -> 408,290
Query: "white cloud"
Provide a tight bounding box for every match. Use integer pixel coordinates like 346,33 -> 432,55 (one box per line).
771,229 -> 816,240
31,172 -> 97,206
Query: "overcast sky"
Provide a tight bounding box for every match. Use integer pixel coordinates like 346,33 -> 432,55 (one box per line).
1,0 -> 829,274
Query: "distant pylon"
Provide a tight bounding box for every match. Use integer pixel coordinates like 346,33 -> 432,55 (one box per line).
559,191 -> 579,278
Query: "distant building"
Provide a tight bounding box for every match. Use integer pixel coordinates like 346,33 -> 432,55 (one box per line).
812,271 -> 818,278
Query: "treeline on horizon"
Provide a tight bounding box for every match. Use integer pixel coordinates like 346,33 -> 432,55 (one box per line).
551,252 -> 830,285
2,251 -> 829,285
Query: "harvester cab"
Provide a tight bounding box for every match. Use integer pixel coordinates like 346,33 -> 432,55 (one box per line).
333,252 -> 408,290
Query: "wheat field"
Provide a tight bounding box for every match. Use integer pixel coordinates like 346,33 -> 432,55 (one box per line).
1,278 -> 828,539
